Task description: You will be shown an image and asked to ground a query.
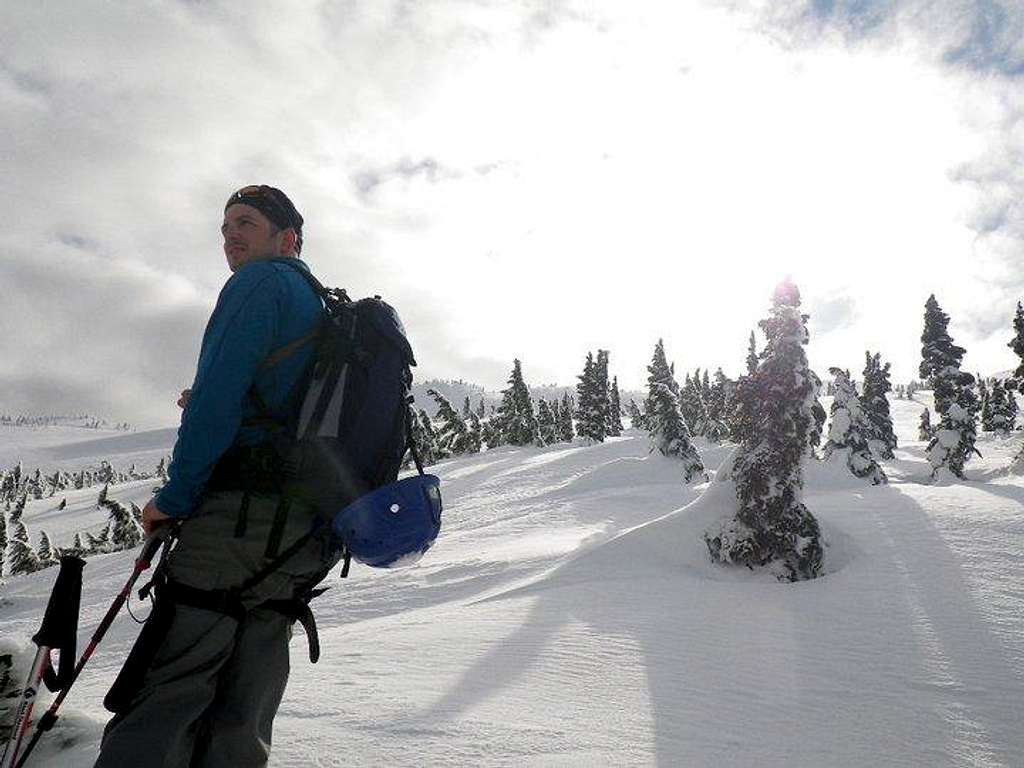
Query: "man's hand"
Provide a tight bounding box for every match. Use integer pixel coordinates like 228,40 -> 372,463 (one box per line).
177,388 -> 192,409
142,498 -> 172,534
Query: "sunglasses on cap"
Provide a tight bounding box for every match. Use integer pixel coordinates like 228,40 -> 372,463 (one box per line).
226,185 -> 300,228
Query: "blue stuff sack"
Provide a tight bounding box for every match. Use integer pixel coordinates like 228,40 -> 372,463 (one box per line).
331,474 -> 442,568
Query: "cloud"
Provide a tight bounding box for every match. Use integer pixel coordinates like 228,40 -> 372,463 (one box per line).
738,0 -> 1024,77
4,0 -> 1024,421
808,294 -> 859,336
351,156 -> 464,202
0,235 -> 210,426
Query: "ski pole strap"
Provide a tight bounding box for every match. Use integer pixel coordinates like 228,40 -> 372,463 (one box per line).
32,556 -> 85,693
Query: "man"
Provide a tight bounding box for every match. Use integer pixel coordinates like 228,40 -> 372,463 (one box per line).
95,185 -> 333,768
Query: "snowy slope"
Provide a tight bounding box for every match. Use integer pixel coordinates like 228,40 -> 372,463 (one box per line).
2,396 -> 1024,767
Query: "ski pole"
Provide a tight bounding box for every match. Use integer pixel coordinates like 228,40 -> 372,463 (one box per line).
12,529 -> 172,768
1,555 -> 85,768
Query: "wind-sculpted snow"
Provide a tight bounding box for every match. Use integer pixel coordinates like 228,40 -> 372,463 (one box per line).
1,400 -> 1023,766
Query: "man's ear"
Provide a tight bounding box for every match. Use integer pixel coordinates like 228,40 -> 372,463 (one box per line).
279,227 -> 298,256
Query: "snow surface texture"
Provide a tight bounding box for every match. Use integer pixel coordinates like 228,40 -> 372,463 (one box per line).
2,395 -> 1024,766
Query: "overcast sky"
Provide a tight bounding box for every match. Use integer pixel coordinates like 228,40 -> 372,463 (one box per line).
2,0 -> 1022,427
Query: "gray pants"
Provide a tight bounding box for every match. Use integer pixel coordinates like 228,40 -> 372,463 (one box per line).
94,491 -> 335,768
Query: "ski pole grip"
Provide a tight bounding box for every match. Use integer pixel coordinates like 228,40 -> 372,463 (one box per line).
31,556 -> 85,692
140,530 -> 167,565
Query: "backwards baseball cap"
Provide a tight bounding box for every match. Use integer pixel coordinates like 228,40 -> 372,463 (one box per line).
225,184 -> 304,253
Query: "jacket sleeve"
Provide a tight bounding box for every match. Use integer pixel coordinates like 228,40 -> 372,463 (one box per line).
156,267 -> 283,517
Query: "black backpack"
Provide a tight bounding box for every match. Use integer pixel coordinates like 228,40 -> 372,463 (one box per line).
255,262 -> 420,517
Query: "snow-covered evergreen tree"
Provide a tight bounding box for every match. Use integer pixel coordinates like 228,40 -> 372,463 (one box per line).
919,408 -> 934,441
411,408 -> 441,464
536,399 -> 559,445
81,531 -> 98,555
0,506 -> 6,576
627,399 -> 644,430
428,388 -> 470,457
9,494 -> 26,524
7,519 -> 40,575
745,331 -> 758,375
102,495 -> 144,551
645,339 -> 677,413
979,377 -> 994,431
1009,301 -> 1024,390
645,340 -> 704,482
679,371 -> 708,437
988,379 -> 1015,435
494,359 -> 542,446
920,295 -> 979,479
92,521 -> 112,554
608,376 -> 623,437
704,281 -> 824,582
861,351 -> 897,459
704,368 -> 733,442
594,350 -> 612,438
559,393 -> 575,442
823,368 -> 886,484
405,405 -> 438,466
36,530 -> 59,568
647,383 -> 705,482
575,352 -> 607,443
66,532 -> 86,558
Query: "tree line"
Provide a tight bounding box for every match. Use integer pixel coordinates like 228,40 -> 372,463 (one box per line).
1,458 -> 169,578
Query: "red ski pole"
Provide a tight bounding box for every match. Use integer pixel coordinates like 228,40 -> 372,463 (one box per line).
11,529 -> 171,768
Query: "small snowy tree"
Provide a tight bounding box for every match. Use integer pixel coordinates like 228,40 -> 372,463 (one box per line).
9,494 -> 26,524
704,368 -> 733,443
80,531 -> 98,555
608,376 -> 623,437
745,330 -> 758,375
704,281 -> 824,582
66,532 -> 87,558
494,360 -> 542,447
558,393 -> 575,442
536,399 -> 559,446
411,408 -> 441,464
36,530 -> 59,568
7,519 -> 40,575
978,377 -> 993,431
102,496 -> 144,551
1009,301 -> 1024,390
823,368 -> 886,484
919,408 -> 934,441
92,522 -> 112,554
987,380 -> 1015,435
644,340 -> 704,482
920,295 -> 979,479
627,399 -> 644,430
647,383 -> 706,483
861,351 -> 897,459
428,389 -> 469,457
575,353 -> 606,443
0,507 -> 6,576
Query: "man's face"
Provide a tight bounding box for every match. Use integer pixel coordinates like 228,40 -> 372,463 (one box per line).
221,203 -> 283,272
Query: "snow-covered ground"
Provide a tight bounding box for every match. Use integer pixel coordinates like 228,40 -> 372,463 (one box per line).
2,394 -> 1024,766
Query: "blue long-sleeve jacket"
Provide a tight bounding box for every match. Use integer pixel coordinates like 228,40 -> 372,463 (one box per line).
156,257 -> 322,517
